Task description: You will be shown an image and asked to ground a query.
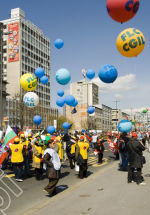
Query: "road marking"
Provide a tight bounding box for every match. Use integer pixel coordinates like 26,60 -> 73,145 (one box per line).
92,158 -> 108,167
4,174 -> 15,178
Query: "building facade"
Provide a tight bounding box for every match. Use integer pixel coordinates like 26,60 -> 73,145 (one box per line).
112,109 -> 130,131
0,22 -> 8,129
70,80 -> 99,105
102,104 -> 112,132
66,80 -> 112,131
1,8 -> 58,129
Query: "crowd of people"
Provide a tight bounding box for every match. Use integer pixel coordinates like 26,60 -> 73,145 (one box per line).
0,129 -> 150,196
0,130 -> 105,196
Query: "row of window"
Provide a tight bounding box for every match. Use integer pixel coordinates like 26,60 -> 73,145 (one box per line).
21,23 -> 50,46
22,40 -> 49,59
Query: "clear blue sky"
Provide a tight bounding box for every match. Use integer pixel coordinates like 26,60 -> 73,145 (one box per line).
1,0 -> 150,112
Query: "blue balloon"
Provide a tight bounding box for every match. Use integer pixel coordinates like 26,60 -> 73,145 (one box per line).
56,97 -> 65,107
88,106 -> 95,114
57,89 -> 64,97
54,39 -> 64,49
98,64 -> 118,83
40,76 -> 48,85
86,69 -> 95,80
35,67 -> 45,78
65,95 -> 75,106
82,129 -> 85,133
56,68 -> 71,85
47,126 -> 56,134
63,122 -> 70,130
33,115 -> 42,125
72,99 -> 78,107
118,119 -> 132,133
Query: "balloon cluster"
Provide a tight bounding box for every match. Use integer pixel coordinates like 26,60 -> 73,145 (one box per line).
106,0 -> 145,57
35,67 -> 48,85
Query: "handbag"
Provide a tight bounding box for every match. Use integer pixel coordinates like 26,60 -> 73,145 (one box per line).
75,162 -> 79,172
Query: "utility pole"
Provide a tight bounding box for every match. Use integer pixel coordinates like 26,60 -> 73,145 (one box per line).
113,100 -> 120,131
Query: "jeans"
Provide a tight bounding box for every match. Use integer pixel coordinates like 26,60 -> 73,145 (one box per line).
119,152 -> 128,169
128,166 -> 142,184
13,163 -> 23,179
24,156 -> 30,175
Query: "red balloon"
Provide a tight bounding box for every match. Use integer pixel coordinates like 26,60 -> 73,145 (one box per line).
107,0 -> 140,23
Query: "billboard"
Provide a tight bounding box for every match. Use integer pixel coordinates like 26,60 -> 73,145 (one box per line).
8,22 -> 19,62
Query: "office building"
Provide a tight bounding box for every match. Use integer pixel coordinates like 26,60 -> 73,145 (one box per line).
1,8 -> 58,129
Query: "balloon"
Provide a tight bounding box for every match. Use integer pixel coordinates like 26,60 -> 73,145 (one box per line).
88,106 -> 95,114
33,115 -> 42,125
107,0 -> 140,23
72,99 -> 78,107
56,97 -> 65,107
20,73 -> 37,91
82,129 -> 85,133
63,122 -> 70,130
116,28 -> 145,58
35,67 -> 45,78
65,95 -> 75,106
57,89 -> 64,97
47,126 -> 56,134
98,64 -> 118,83
40,76 -> 48,85
54,39 -> 64,49
118,119 -> 132,133
142,109 -> 147,113
23,92 -> 39,108
56,68 -> 71,85
86,69 -> 95,80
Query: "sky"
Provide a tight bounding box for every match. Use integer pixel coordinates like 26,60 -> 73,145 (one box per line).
1,0 -> 150,114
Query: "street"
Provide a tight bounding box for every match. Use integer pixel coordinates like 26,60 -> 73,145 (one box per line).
0,143 -> 115,215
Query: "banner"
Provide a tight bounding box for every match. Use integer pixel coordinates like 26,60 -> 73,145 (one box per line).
107,136 -> 118,155
8,22 -> 19,62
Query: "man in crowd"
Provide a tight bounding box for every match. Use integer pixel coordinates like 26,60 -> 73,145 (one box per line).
126,132 -> 145,185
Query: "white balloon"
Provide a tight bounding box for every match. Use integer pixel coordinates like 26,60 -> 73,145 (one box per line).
23,92 -> 39,108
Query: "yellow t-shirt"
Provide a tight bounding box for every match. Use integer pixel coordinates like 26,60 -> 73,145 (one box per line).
57,142 -> 63,160
71,143 -> 76,154
78,141 -> 89,159
10,143 -> 24,163
33,145 -> 42,163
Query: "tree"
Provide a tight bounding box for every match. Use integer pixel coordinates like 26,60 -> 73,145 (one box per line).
57,115 -> 73,131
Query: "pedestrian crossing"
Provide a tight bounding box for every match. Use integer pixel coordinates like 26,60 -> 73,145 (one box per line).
88,155 -> 108,167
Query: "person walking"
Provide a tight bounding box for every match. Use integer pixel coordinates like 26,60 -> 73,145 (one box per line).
32,135 -> 43,180
43,139 -> 61,196
66,136 -> 76,169
75,136 -> 89,179
95,136 -> 105,163
20,134 -> 32,177
10,138 -> 24,182
117,132 -> 129,171
126,132 -> 145,185
91,133 -> 98,150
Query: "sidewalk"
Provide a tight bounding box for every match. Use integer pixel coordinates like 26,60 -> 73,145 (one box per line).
23,152 -> 150,215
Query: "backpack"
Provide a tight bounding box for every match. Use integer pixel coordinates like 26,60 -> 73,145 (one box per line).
118,138 -> 126,152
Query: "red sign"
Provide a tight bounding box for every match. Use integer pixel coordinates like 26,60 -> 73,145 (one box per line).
8,22 -> 19,62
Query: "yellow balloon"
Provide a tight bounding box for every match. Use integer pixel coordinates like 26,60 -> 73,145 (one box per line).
20,73 -> 37,91
116,28 -> 145,57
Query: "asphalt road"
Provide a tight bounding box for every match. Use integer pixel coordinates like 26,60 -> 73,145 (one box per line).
0,143 -> 116,215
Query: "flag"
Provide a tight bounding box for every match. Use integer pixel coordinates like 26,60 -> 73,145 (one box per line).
0,126 -> 18,166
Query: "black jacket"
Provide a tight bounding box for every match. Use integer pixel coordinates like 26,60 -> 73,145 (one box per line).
126,138 -> 145,168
